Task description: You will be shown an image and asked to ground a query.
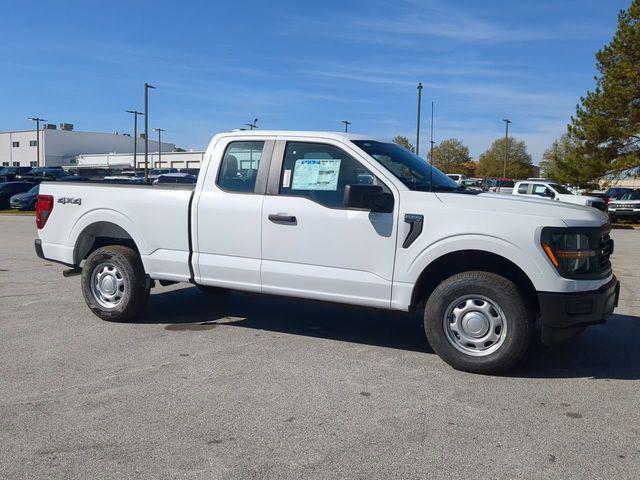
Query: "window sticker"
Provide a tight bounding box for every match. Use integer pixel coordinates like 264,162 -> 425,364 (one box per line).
291,159 -> 341,191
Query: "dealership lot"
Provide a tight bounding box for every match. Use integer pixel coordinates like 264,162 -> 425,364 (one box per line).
1,216 -> 639,479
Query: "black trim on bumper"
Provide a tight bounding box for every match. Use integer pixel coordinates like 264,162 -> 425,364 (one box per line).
34,238 -> 44,260
538,276 -> 619,344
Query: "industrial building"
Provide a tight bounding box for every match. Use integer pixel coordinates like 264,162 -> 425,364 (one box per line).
74,150 -> 205,172
0,123 -> 175,168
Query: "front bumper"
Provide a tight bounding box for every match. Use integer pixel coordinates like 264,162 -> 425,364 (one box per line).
538,276 -> 619,344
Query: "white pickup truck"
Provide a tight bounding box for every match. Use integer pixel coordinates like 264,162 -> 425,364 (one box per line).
34,131 -> 619,374
512,180 -> 607,211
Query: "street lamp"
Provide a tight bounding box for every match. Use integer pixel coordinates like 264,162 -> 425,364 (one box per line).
502,118 -> 512,181
126,110 -> 143,172
341,120 -> 351,133
27,117 -> 47,167
416,82 -> 423,156
245,118 -> 258,130
144,82 -> 156,181
153,128 -> 165,169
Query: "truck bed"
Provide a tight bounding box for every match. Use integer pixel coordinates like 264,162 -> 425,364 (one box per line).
37,182 -> 194,282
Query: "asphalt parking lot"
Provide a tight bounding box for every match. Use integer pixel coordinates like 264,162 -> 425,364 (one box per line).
1,215 -> 639,479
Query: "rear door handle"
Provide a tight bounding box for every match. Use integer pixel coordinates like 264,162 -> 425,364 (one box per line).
268,213 -> 297,225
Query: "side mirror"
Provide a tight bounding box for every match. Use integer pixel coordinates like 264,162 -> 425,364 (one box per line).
344,184 -> 394,213
545,189 -> 555,199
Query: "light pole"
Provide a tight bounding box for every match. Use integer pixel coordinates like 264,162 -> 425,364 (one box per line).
153,128 -> 165,168
126,110 -> 143,172
429,101 -> 435,192
27,117 -> 47,167
502,118 -> 512,180
341,120 -> 351,133
245,118 -> 258,130
144,82 -> 156,181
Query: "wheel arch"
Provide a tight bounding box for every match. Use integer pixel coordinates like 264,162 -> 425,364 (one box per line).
410,249 -> 539,318
73,221 -> 141,266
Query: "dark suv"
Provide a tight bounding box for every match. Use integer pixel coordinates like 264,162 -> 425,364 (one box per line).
0,182 -> 36,209
0,166 -> 33,182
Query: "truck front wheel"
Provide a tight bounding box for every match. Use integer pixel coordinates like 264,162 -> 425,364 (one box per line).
424,271 -> 532,374
81,245 -> 149,322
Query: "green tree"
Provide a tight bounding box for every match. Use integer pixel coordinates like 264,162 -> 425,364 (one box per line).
540,133 -> 600,185
477,137 -> 533,179
427,138 -> 474,176
392,135 -> 415,153
569,0 -> 640,177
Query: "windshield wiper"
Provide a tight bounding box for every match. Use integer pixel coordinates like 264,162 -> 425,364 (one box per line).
413,184 -> 466,192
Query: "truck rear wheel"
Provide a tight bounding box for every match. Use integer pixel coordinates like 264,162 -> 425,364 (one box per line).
81,245 -> 149,322
424,271 -> 532,374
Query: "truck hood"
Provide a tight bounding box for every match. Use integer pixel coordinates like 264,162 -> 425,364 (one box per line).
434,192 -> 608,227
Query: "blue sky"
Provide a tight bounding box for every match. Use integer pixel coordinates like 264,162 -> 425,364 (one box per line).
0,0 -> 629,163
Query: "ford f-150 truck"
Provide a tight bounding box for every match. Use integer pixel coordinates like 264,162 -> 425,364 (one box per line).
34,131 -> 619,374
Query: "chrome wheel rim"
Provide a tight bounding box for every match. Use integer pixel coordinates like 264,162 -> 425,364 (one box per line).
442,295 -> 507,357
90,262 -> 125,309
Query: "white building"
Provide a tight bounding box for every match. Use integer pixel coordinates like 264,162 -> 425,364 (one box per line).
0,123 -> 175,168
75,150 -> 205,171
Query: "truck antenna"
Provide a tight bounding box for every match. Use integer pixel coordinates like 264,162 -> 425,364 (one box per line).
429,101 -> 435,192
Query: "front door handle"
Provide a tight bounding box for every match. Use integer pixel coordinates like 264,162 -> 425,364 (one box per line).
268,213 -> 297,225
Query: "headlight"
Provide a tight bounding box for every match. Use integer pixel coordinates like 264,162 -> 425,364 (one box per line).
541,231 -> 595,276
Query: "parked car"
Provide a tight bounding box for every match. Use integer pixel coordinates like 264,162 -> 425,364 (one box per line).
0,166 -> 33,182
608,189 -> 640,222
153,173 -> 197,184
149,168 -> 179,180
446,173 -> 464,184
16,168 -> 71,183
513,180 -> 606,211
35,130 -> 618,374
10,184 -> 39,210
489,178 -> 515,194
0,182 -> 36,209
461,179 -> 483,192
103,171 -> 146,183
605,187 -> 633,206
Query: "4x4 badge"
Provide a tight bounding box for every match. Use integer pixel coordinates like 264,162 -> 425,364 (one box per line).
57,197 -> 82,205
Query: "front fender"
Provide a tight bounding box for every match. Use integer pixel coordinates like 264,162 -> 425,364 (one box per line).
405,233 -> 546,290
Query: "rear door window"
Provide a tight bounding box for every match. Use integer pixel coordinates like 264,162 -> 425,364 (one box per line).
517,183 -> 529,194
217,141 -> 264,193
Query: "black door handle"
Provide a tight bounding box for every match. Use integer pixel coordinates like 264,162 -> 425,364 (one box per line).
268,213 -> 297,224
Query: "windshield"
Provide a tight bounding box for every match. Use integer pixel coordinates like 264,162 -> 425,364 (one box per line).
549,183 -> 572,195
621,191 -> 640,200
352,140 -> 463,192
28,185 -> 39,194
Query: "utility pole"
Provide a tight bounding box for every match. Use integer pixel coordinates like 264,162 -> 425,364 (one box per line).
126,110 -> 143,172
502,118 -> 512,181
144,82 -> 156,181
153,128 -> 165,168
27,117 -> 47,167
245,118 -> 258,130
416,82 -> 423,156
341,120 -> 351,133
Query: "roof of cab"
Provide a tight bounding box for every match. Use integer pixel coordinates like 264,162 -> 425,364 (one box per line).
216,130 -> 375,141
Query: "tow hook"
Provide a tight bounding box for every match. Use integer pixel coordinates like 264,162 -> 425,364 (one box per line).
62,267 -> 82,277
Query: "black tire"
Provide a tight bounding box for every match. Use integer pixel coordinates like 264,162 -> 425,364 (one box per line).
424,271 -> 533,374
196,285 -> 226,295
609,215 -> 616,223
81,245 -> 149,322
